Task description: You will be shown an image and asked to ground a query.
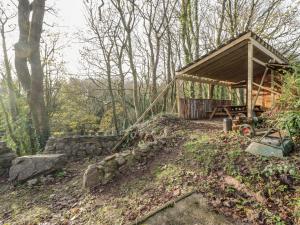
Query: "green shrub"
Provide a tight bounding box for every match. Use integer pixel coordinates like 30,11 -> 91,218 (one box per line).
278,64 -> 300,140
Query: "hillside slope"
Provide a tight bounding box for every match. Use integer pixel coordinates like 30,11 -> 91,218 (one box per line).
0,115 -> 299,225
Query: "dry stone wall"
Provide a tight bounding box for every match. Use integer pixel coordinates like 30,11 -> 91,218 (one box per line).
0,141 -> 17,177
44,135 -> 121,159
83,139 -> 168,189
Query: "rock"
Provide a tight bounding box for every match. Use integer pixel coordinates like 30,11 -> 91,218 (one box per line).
0,152 -> 17,168
9,154 -> 67,182
0,141 -> 6,148
27,178 -> 38,186
0,142 -> 8,154
115,154 -> 126,166
163,127 -> 171,137
103,159 -> 118,173
120,150 -> 131,157
0,146 -> 17,177
83,164 -> 104,189
49,194 -> 56,199
76,149 -> 86,158
40,175 -> 54,184
43,135 -> 120,160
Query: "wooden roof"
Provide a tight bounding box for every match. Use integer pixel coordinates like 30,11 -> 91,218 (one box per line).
176,31 -> 289,83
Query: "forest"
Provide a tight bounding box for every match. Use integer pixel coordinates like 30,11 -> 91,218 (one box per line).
0,0 -> 300,224
0,0 -> 299,154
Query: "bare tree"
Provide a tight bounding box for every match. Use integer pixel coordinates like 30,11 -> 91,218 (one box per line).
111,0 -> 140,119
113,25 -> 130,128
83,1 -> 119,133
41,31 -> 65,117
139,0 -> 176,111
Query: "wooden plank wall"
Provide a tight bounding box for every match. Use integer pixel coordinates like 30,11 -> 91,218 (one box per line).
179,98 -> 232,120
254,92 -> 279,109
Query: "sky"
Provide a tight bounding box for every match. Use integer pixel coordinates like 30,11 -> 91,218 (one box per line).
47,0 -> 86,73
5,0 -> 86,74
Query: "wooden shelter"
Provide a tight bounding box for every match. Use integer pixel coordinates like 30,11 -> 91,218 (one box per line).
175,31 -> 289,120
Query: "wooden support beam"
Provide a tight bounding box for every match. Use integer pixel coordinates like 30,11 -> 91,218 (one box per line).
252,67 -> 269,109
175,74 -> 233,87
253,82 -> 281,95
252,57 -> 267,67
247,41 -> 254,118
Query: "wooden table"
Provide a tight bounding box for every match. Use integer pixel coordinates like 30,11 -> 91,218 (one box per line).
209,105 -> 264,120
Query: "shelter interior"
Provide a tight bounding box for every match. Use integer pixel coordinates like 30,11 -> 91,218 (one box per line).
175,31 -> 289,120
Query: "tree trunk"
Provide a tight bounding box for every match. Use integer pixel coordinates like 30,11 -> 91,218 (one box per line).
127,33 -> 140,120
117,53 -> 129,129
107,57 -> 119,134
216,0 -> 227,46
15,0 -> 49,149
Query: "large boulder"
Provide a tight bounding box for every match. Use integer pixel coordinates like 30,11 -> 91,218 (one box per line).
0,141 -> 17,177
9,154 -> 67,182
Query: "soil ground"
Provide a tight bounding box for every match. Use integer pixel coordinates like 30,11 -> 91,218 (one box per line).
0,115 -> 299,225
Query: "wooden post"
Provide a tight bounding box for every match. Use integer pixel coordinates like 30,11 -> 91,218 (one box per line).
176,78 -> 183,114
247,41 -> 253,118
271,69 -> 275,107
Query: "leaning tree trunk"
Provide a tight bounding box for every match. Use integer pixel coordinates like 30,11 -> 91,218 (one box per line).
15,0 -> 49,149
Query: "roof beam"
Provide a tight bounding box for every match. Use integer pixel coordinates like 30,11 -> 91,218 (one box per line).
250,38 -> 285,64
175,74 -> 233,87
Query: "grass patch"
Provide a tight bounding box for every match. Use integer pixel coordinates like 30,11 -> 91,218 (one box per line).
87,204 -> 123,225
183,134 -> 219,175
155,164 -> 183,186
225,149 -> 242,176
183,134 -> 210,153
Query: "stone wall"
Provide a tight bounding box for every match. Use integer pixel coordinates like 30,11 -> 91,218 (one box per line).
0,141 -> 17,177
44,135 -> 121,159
83,139 -> 168,189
